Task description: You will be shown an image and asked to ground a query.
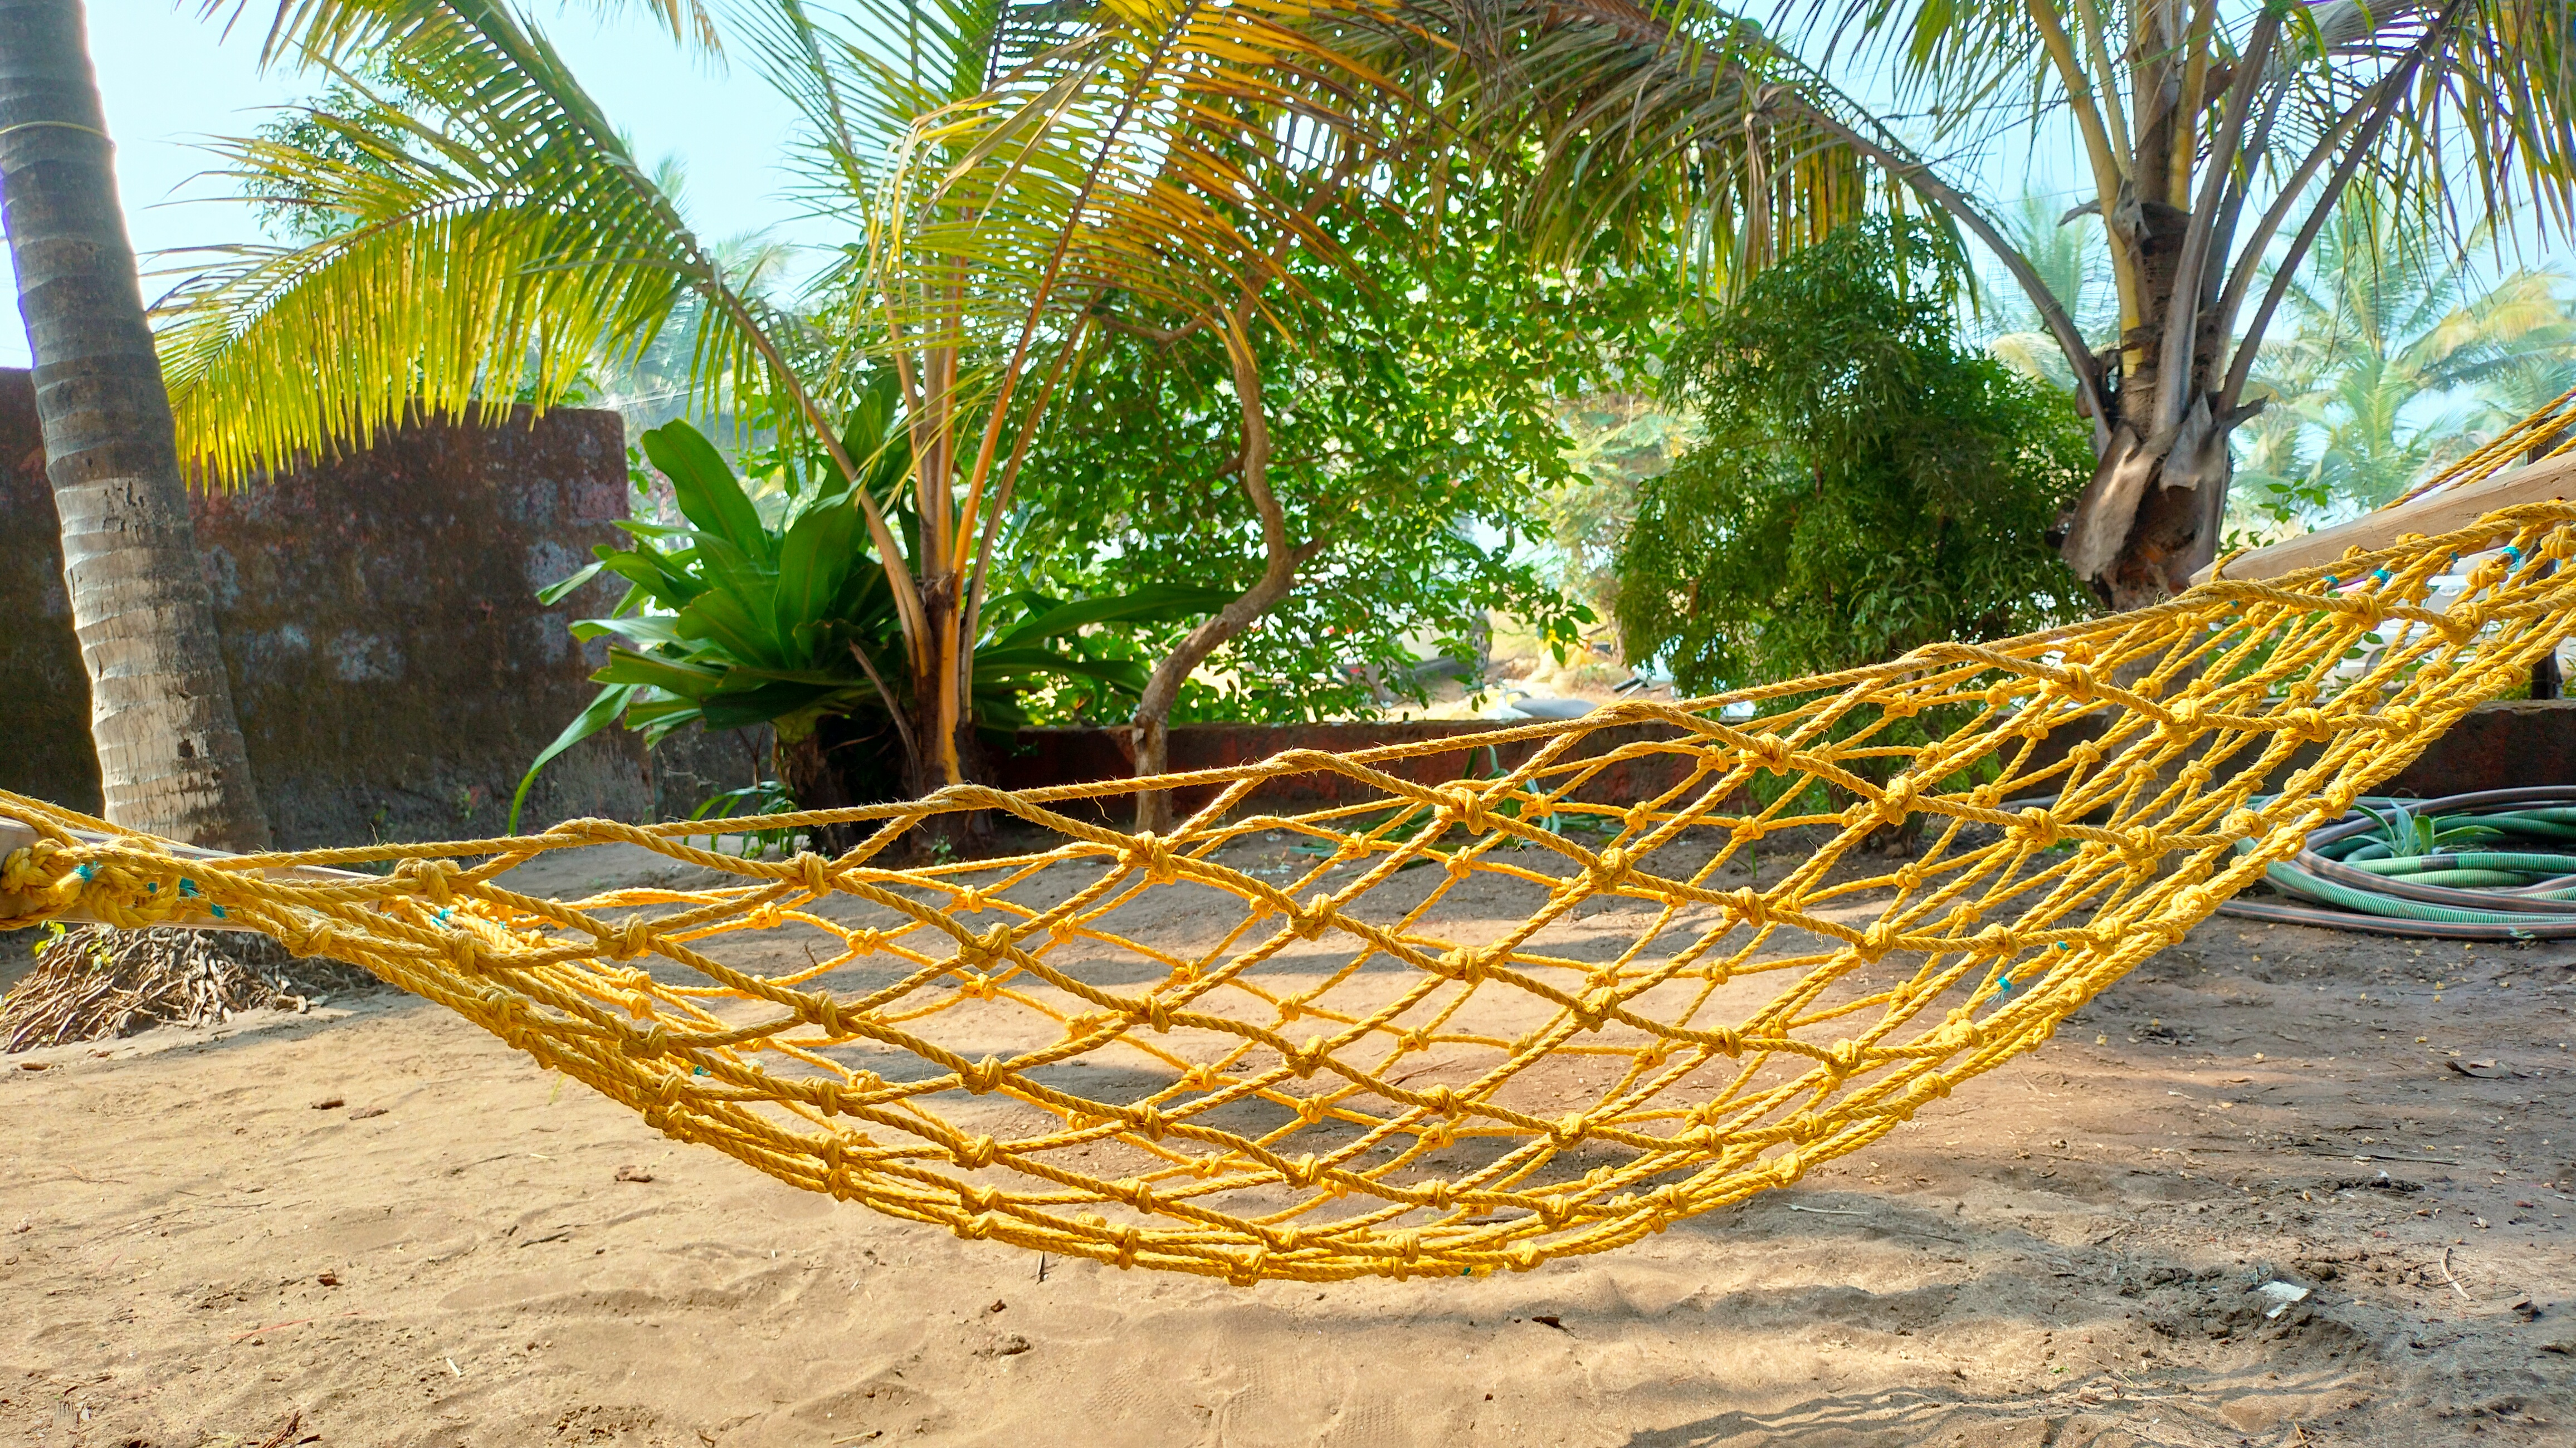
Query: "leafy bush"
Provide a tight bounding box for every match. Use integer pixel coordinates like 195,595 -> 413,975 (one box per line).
1616,222 -> 2094,696
1011,183 -> 1660,723
517,403 -> 1225,839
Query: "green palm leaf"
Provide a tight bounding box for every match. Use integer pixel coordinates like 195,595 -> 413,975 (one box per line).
163,0 -> 777,484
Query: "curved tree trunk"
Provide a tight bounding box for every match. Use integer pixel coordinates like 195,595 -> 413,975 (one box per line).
0,0 -> 269,849
1129,314 -> 1321,834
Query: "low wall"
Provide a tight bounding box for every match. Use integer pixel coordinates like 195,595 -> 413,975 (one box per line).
0,373 -> 653,847
992,699 -> 2576,823
996,719 -> 1712,821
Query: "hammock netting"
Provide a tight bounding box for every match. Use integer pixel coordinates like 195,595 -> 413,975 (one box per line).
4,487 -> 2574,1283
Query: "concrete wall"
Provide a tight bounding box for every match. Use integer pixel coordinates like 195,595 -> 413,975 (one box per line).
0,371 -> 653,847
996,719 -> 1718,820
993,701 -> 2576,823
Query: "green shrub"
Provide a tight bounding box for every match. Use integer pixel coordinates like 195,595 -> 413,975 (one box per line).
1616,222 -> 2095,696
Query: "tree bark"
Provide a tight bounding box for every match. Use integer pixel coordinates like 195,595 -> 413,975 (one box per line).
774,712 -> 907,857
1129,315 -> 1321,834
2058,197 -> 2242,610
0,0 -> 269,849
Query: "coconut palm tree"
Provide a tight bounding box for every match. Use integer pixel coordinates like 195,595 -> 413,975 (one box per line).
0,0 -> 269,848
1447,0 -> 2576,605
157,0 -> 1422,821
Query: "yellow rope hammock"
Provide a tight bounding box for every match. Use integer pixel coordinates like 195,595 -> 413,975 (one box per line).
5,477 -> 2576,1284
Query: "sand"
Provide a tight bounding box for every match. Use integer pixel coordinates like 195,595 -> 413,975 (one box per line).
7,849 -> 2576,1447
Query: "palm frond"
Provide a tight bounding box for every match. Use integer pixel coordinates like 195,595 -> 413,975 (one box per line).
1429,0 -> 1889,292
162,0 -> 772,482
865,0 -> 1417,356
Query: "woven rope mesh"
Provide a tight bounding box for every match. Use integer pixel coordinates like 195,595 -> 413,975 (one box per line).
6,497 -> 2576,1283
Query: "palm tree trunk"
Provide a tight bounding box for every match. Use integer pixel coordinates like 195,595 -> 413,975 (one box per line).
0,0 -> 270,849
2060,202 -> 2240,611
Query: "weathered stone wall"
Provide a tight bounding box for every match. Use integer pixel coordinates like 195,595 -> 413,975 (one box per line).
0,370 -> 652,847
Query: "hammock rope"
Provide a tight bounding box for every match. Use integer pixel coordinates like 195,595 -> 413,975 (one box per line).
5,497 -> 2575,1283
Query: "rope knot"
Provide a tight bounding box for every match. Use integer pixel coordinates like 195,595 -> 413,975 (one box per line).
1290,1035 -> 1326,1078
604,914 -> 653,961
392,857 -> 460,906
1858,920 -> 1897,961
964,923 -> 1015,968
1875,772 -> 1918,825
1123,832 -> 1179,884
1432,945 -> 1489,983
2120,833 -> 2168,878
791,851 -> 835,896
1827,1039 -> 1865,1078
626,1023 -> 670,1059
1577,985 -> 1618,1031
287,918 -> 340,960
0,839 -> 64,897
1441,783 -> 1492,836
961,1056 -> 1005,1095
954,1134 -> 998,1170
2015,807 -> 2061,850
1746,735 -> 1796,774
1727,887 -> 1769,928
1289,894 -> 1335,941
1584,847 -> 1631,893
810,994 -> 848,1038
1550,1114 -> 1587,1147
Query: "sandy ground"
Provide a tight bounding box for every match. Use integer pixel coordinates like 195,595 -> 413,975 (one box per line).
8,844 -> 2576,1447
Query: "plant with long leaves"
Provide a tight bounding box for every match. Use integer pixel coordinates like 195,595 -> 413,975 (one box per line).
1424,0 -> 2576,608
2354,800 -> 2500,860
513,407 -> 1232,847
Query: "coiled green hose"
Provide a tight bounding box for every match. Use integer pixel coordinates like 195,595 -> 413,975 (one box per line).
2218,787 -> 2576,940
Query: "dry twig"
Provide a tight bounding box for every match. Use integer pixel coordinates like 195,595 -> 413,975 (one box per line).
0,927 -> 375,1051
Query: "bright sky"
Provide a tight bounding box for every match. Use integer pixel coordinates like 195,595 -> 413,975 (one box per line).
11,2 -> 2568,373
0,0 -> 826,368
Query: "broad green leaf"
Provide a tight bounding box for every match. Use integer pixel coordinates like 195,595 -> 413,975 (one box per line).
644,421 -> 772,566
508,682 -> 641,831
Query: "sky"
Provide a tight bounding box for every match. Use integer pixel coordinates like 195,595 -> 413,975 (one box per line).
0,0 -> 826,368
14,1 -> 2571,375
